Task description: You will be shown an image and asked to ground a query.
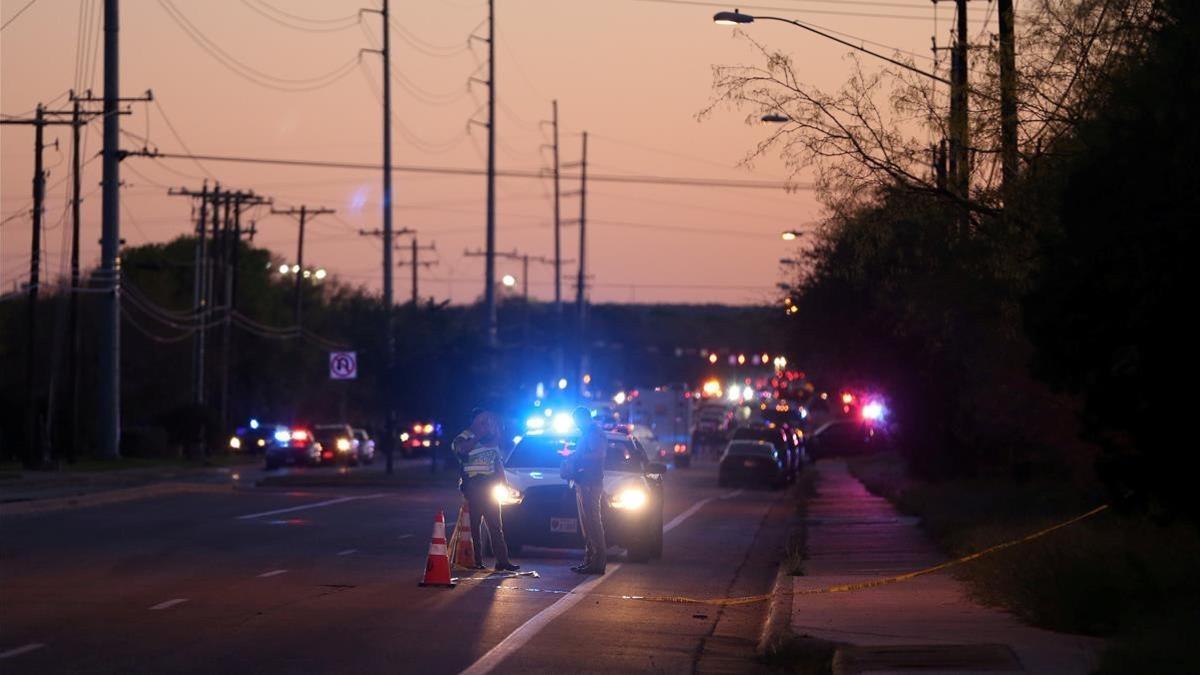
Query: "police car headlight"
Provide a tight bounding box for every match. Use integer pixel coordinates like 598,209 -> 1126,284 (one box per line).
610,487 -> 648,510
336,438 -> 352,452
228,436 -> 241,450
492,484 -> 523,506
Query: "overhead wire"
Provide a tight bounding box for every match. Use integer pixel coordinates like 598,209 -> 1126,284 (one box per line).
0,0 -> 37,32
238,0 -> 361,33
158,0 -> 360,93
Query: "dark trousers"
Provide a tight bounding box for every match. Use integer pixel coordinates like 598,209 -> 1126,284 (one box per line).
464,478 -> 510,566
575,483 -> 607,571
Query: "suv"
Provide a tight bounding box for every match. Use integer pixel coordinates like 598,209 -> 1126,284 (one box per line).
351,428 -> 376,465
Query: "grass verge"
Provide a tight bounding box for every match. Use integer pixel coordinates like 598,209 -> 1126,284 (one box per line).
847,452 -> 1200,674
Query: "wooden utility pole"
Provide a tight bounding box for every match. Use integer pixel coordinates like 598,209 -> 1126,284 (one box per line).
575,132 -> 589,392
398,237 -> 437,305
271,204 -> 335,326
949,0 -> 970,206
998,0 -> 1019,197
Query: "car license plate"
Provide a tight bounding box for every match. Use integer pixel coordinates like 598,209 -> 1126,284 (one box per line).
743,459 -> 758,468
550,517 -> 578,533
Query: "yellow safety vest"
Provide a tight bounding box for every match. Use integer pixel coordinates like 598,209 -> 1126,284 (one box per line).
463,444 -> 500,478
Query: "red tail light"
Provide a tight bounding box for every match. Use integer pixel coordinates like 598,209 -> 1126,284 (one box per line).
673,444 -> 687,454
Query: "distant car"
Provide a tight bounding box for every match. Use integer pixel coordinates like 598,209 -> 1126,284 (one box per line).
263,426 -> 321,470
351,428 -> 376,465
402,421 -> 442,458
313,424 -> 360,465
731,424 -> 801,481
498,431 -> 666,562
228,421 -> 287,455
719,440 -> 787,489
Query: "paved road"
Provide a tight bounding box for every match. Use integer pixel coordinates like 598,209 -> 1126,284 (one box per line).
0,461 -> 790,674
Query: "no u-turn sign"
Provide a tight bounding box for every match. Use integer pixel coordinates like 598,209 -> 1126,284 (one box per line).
329,351 -> 357,380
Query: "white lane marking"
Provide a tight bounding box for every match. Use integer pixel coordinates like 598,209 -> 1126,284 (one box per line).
460,488 -> 739,674
398,534 -> 413,540
459,564 -> 622,675
235,494 -> 385,520
257,569 -> 288,578
0,643 -> 45,660
664,489 -> 742,534
336,549 -> 358,556
149,598 -> 189,611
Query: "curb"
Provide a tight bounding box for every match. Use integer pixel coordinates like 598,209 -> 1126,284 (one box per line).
0,482 -> 232,517
757,563 -> 796,656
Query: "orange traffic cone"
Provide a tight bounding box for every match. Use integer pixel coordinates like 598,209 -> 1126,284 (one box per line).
451,501 -> 477,569
419,510 -> 456,588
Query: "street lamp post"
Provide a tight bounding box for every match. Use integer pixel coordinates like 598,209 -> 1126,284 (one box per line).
712,10 -> 949,85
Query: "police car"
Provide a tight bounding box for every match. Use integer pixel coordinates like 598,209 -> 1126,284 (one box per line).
494,431 -> 666,562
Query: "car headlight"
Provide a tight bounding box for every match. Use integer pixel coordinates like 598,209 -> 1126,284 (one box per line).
610,487 -> 648,510
336,438 -> 352,452
492,484 -> 523,506
229,436 -> 241,450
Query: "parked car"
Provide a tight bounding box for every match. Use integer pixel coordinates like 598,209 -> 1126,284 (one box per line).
497,430 -> 667,562
718,440 -> 787,489
731,423 -> 802,482
402,421 -> 442,458
263,426 -> 321,469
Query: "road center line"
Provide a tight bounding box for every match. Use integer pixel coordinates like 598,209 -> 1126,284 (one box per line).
235,494 -> 385,520
257,569 -> 288,578
664,489 -> 742,534
149,598 -> 189,611
460,489 -> 739,675
0,643 -> 45,660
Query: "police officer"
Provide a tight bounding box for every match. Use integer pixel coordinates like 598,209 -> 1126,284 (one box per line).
569,406 -> 607,575
452,409 -> 519,572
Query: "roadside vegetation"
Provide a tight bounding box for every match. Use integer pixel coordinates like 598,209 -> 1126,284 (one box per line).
702,0 -> 1197,671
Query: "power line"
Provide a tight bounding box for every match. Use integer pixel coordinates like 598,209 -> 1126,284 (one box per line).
157,0 -> 360,92
142,150 -> 812,190
0,0 -> 37,32
238,0 -> 361,33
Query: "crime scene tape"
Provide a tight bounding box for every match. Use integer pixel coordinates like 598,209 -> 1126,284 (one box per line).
453,504 -> 1110,608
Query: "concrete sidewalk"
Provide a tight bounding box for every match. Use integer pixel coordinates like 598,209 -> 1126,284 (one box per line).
792,459 -> 1103,674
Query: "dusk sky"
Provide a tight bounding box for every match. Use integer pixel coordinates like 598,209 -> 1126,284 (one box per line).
2,0 -> 970,304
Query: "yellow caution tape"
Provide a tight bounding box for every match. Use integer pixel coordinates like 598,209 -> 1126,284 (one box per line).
628,503 -> 1111,606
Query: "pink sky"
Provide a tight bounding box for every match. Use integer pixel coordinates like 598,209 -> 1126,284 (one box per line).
2,0 -> 958,304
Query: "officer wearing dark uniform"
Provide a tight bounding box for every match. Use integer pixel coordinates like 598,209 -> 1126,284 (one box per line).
570,406 -> 607,575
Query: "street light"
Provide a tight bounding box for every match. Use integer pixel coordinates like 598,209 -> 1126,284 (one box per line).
781,230 -> 803,241
501,274 -> 517,288
761,114 -> 789,123
712,9 -> 950,86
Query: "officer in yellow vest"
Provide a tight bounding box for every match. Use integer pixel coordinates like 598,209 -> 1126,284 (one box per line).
452,410 -> 519,572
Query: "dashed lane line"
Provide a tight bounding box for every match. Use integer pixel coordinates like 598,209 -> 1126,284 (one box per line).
665,489 -> 742,534
235,494 -> 386,520
0,643 -> 46,660
336,549 -> 358,556
257,569 -> 288,578
459,488 -> 743,675
149,598 -> 189,611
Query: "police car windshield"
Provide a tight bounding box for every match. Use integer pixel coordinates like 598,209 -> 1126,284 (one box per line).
506,435 -> 645,473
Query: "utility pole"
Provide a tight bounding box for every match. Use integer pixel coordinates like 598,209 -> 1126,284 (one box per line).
1,106 -> 74,466
362,0 -> 397,472
68,97 -> 83,461
550,101 -> 561,313
576,132 -> 589,392
29,106 -> 46,467
272,204 -> 335,326
949,0 -> 970,217
997,0 -> 1018,198
468,0 -> 499,347
217,190 -> 268,439
169,183 -> 213,406
98,0 -> 121,459
399,237 -> 437,305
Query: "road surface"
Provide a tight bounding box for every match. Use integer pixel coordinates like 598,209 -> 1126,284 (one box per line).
0,461 -> 789,674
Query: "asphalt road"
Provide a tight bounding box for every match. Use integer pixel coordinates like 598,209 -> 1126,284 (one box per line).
0,460 -> 790,674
